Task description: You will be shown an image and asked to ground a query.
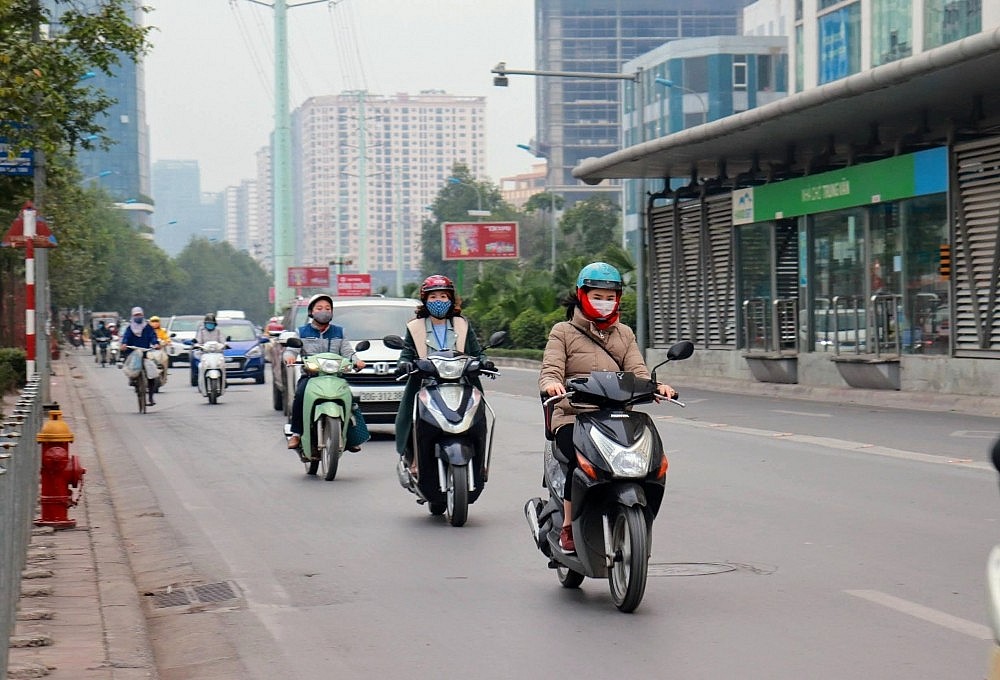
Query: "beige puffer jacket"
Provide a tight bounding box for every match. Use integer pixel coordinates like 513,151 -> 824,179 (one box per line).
538,307 -> 651,431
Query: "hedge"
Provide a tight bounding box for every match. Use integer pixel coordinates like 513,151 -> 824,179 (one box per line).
0,348 -> 27,394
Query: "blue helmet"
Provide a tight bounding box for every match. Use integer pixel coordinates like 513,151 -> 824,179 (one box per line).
576,262 -> 623,292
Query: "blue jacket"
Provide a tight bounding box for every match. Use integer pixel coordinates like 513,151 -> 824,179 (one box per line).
121,323 -> 158,350
287,322 -> 357,361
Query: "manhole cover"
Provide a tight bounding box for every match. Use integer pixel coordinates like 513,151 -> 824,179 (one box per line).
648,562 -> 738,577
151,581 -> 240,608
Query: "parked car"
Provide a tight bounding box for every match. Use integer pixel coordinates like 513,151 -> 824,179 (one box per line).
811,308 -> 867,352
164,315 -> 203,366
190,318 -> 268,385
270,296 -> 420,427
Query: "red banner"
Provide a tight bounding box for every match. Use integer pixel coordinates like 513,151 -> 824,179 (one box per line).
337,273 -> 371,297
442,222 -> 519,261
287,266 -> 330,288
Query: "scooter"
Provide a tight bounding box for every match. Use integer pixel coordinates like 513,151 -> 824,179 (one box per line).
108,334 -> 121,366
95,336 -> 111,366
193,340 -> 228,405
383,331 -> 505,527
985,436 -> 1000,679
282,337 -> 371,481
523,340 -> 694,613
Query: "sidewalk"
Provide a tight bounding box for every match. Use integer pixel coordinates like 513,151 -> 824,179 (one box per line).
6,354 -> 156,679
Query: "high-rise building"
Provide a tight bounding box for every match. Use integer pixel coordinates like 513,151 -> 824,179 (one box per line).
223,179 -> 259,254
254,146 -> 273,273
61,0 -> 151,227
534,0 -> 752,204
291,90 -> 486,293
151,160 -> 225,256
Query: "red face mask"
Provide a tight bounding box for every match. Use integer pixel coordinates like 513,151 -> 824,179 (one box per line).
577,289 -> 621,330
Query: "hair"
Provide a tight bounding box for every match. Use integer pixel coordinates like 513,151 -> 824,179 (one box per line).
415,291 -> 462,319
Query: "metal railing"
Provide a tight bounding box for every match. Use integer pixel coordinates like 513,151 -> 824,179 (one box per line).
0,377 -> 43,679
870,293 -> 903,358
743,298 -> 798,353
829,296 -> 867,355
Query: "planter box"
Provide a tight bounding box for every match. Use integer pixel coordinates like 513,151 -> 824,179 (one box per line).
831,355 -> 900,390
742,354 -> 798,384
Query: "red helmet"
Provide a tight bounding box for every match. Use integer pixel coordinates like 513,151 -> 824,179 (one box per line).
420,274 -> 455,300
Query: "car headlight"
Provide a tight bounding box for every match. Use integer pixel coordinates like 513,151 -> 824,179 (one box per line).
246,345 -> 262,358
589,426 -> 653,478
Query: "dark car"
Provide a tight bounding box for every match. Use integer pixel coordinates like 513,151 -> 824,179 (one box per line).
189,319 -> 269,385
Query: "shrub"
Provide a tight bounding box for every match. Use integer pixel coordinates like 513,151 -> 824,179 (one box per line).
0,348 -> 27,394
489,348 -> 543,361
510,308 -> 549,350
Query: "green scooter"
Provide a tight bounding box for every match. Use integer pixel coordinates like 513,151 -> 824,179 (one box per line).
284,338 -> 370,480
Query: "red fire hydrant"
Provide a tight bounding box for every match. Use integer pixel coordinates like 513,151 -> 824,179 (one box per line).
36,409 -> 86,529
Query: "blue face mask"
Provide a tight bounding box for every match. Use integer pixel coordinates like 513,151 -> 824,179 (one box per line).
425,300 -> 452,319
133,316 -> 143,324
205,323 -> 216,331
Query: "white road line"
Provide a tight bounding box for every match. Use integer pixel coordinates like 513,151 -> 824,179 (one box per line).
771,409 -> 832,418
846,589 -> 992,640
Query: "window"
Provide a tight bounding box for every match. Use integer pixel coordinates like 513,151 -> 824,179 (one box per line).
818,3 -> 861,84
733,55 -> 747,90
872,0 -> 912,65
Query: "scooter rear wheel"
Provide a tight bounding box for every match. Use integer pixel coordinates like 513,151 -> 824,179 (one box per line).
557,564 -> 584,589
608,505 -> 649,613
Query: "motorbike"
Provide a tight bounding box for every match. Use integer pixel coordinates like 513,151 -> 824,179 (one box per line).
523,339 -> 694,613
95,336 -> 111,366
108,335 -> 121,365
282,337 -> 371,481
192,340 -> 229,404
70,328 -> 84,349
383,331 -> 505,527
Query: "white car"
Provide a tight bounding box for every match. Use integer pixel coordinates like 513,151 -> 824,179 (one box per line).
164,315 -> 203,365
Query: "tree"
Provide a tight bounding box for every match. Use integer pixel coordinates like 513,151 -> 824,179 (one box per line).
173,239 -> 272,324
560,195 -> 621,257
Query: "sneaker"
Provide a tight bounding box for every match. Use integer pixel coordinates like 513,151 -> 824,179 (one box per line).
347,445 -> 361,453
286,434 -> 301,449
559,526 -> 575,553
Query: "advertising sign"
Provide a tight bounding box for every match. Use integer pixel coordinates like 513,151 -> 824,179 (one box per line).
337,273 -> 371,296
287,266 -> 330,288
442,222 -> 519,261
0,139 -> 33,176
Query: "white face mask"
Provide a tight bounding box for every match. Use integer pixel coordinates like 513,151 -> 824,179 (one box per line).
591,299 -> 617,317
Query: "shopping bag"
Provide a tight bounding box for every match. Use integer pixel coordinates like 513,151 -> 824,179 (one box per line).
122,350 -> 142,378
346,403 -> 370,450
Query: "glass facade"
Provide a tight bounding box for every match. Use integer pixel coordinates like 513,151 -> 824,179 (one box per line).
872,0 -> 913,65
818,2 -> 862,84
924,0 -> 982,49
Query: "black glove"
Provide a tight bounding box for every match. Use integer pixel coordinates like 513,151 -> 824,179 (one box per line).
395,361 -> 413,377
481,360 -> 496,372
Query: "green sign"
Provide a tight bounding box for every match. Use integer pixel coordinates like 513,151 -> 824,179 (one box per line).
732,147 -> 947,224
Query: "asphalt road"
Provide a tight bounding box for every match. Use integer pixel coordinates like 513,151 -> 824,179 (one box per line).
78,359 -> 1000,679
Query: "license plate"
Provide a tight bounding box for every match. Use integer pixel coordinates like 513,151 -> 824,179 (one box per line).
224,362 -> 240,369
356,390 -> 403,402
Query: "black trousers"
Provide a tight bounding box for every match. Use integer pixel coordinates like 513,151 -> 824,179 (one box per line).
555,424 -> 576,502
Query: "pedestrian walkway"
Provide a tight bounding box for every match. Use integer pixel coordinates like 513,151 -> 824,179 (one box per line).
6,353 -> 156,679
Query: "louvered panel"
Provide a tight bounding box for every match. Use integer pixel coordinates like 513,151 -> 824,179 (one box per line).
952,136 -> 1000,355
648,205 -> 677,347
704,195 -> 735,347
678,202 -> 703,344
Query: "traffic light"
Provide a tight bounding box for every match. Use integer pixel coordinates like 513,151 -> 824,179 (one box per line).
939,243 -> 951,277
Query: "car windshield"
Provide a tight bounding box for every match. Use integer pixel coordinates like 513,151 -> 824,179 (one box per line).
169,317 -> 202,332
334,305 -> 417,338
220,323 -> 258,342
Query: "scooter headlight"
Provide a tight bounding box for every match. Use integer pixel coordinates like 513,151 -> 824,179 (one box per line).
430,356 -> 466,380
246,345 -> 262,358
589,426 -> 653,478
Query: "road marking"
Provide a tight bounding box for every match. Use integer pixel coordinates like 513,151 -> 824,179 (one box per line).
846,589 -> 992,640
952,430 -> 1000,439
771,409 -> 831,418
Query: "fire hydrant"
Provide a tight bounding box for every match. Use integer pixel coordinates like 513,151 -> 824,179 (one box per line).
36,409 -> 85,529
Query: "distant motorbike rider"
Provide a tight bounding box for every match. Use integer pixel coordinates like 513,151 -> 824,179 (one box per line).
92,321 -> 112,343
148,316 -> 171,384
538,262 -> 676,553
284,294 -> 366,451
393,274 -> 492,477
120,307 -> 161,405
191,313 -> 224,384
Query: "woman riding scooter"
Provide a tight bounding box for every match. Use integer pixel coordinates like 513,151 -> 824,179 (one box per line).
285,294 -> 366,452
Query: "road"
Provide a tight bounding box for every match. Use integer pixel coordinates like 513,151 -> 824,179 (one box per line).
75,358 -> 1000,679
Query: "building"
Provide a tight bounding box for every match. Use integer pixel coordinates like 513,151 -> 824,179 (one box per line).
500,162 -> 548,209
59,0 -> 152,228
574,2 -> 1000,398
253,146 -> 273,273
150,160 -> 225,255
291,90 -> 486,294
223,179 -> 259,255
533,0 -> 752,206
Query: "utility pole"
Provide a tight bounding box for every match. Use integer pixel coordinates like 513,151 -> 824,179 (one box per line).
357,90 -> 369,274
31,0 -> 50,401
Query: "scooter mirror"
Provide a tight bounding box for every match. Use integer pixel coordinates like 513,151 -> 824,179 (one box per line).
667,340 -> 695,361
354,339 -> 371,352
383,334 -> 405,350
487,330 -> 508,349
285,337 -> 304,349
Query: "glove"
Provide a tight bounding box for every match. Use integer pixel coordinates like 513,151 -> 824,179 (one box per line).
481,360 -> 496,372
395,361 -> 413,377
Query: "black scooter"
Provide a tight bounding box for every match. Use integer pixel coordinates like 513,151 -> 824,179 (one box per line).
524,340 -> 694,612
383,331 -> 505,527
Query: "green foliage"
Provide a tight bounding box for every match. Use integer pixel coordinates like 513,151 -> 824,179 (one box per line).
0,347 -> 27,394
559,195 -> 622,258
488,347 -> 543,361
509,307 -> 549,350
172,238 -> 272,324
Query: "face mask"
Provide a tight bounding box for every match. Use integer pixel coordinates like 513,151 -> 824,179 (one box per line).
205,323 -> 216,331
425,300 -> 452,318
133,316 -> 144,324
311,310 -> 333,324
590,299 -> 617,317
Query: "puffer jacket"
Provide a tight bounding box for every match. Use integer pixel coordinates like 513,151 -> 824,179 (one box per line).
538,307 -> 650,431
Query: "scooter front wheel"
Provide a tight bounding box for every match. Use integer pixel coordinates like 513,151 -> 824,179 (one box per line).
446,465 -> 469,527
608,505 -> 649,613
321,416 -> 343,481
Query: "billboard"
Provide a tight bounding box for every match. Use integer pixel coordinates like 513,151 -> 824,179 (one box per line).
287,266 -> 330,288
442,222 -> 519,261
337,273 -> 371,296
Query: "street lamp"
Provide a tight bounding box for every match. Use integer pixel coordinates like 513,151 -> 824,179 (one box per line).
447,177 -> 489,216
81,169 -> 112,184
517,143 -> 558,272
654,77 -> 707,126
492,61 -> 650,356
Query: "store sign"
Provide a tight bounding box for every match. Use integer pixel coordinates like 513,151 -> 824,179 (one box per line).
0,138 -> 33,176
337,273 -> 371,296
442,222 -> 519,261
287,266 -> 330,288
733,147 -> 947,224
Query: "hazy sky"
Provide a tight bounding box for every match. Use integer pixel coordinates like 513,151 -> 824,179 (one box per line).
143,0 -> 537,194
